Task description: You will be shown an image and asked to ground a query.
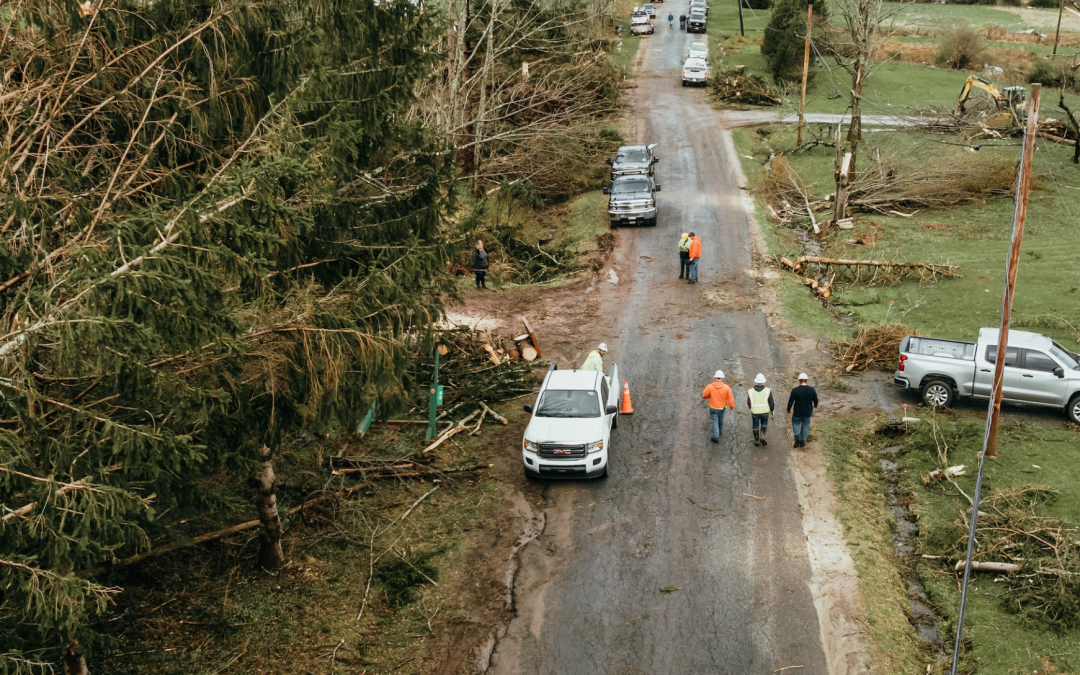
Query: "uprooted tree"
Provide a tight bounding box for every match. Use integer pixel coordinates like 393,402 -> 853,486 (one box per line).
0,0 -> 457,671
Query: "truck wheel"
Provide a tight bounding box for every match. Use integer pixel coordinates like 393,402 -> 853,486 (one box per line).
921,380 -> 955,408
1067,394 -> 1080,425
600,463 -> 609,479
612,412 -> 619,429
648,217 -> 657,227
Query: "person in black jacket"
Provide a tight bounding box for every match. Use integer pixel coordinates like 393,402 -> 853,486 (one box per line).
471,241 -> 489,289
786,373 -> 819,448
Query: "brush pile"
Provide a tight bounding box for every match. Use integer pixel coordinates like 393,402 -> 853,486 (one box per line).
754,156 -> 825,227
834,323 -> 916,372
936,486 -> 1080,631
849,154 -> 1018,213
709,67 -> 782,106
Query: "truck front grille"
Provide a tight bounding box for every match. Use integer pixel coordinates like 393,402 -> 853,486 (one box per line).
538,443 -> 587,459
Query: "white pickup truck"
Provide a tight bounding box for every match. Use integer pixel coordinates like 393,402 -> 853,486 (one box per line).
894,328 -> 1080,423
521,363 -> 621,479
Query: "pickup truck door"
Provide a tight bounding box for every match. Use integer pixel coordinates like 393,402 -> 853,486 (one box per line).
973,345 -> 1020,399
605,364 -> 620,426
1014,349 -> 1070,405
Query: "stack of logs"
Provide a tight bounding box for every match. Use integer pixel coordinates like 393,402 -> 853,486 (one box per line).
776,255 -> 959,299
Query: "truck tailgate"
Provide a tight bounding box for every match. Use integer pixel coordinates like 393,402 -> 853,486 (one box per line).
903,336 -> 976,361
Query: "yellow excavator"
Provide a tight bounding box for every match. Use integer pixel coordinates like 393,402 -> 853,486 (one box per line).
956,75 -> 1028,129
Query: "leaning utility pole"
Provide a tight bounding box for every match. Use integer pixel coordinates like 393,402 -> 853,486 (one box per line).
949,83 -> 1042,675
738,0 -> 745,36
797,4 -> 814,146
1053,0 -> 1065,56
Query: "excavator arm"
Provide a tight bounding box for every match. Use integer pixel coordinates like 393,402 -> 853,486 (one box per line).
956,75 -> 1004,115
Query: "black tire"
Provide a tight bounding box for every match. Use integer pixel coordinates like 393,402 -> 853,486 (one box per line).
682,80 -> 687,87
612,412 -> 619,429
599,463 -> 609,479
1067,394 -> 1080,425
649,217 -> 657,227
610,221 -> 618,229
921,379 -> 956,408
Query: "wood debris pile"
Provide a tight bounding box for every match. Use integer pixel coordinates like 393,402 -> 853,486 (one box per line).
849,153 -> 1018,213
834,323 -> 917,372
778,255 -> 958,283
754,156 -> 825,230
708,66 -> 782,106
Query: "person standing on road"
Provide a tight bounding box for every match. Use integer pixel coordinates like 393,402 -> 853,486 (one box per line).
702,370 -> 735,443
678,233 -> 691,279
471,241 -> 489,290
687,232 -> 702,284
581,343 -> 608,372
786,372 -> 819,448
668,12 -> 674,27
679,12 -> 686,29
746,373 -> 774,446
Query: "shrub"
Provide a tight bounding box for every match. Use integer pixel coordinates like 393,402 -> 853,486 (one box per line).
1027,58 -> 1076,88
745,0 -> 771,7
934,27 -> 986,70
761,0 -> 830,83
1027,0 -> 1059,8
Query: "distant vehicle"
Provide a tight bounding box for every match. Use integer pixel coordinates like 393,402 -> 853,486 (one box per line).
956,74 -> 1026,128
689,1 -> 708,17
682,56 -> 709,86
603,174 -> 661,227
893,328 -> 1080,423
642,3 -> 657,18
522,363 -> 621,479
606,144 -> 659,181
687,11 -> 706,32
688,41 -> 709,61
631,12 -> 654,34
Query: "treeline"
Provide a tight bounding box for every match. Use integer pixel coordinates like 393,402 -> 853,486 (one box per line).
0,0 -> 617,671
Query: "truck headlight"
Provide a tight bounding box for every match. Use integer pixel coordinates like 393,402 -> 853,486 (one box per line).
523,439 -> 535,451
587,441 -> 604,454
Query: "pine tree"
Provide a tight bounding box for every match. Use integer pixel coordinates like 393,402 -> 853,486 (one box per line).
761,0 -> 829,84
0,0 -> 454,671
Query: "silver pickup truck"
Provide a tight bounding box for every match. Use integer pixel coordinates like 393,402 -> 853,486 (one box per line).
894,328 -> 1080,423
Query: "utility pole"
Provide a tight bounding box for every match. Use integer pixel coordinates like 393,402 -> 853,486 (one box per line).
1053,0 -> 1065,56
797,4 -> 814,146
949,83 -> 1042,675
425,348 -> 441,441
738,0 -> 745,37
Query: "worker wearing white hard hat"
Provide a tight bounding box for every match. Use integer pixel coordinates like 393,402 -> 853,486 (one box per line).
701,370 -> 735,443
746,373 -> 774,446
580,343 -> 609,372
786,372 -> 819,448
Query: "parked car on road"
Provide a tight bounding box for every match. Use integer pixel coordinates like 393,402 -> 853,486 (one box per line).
604,174 -> 661,227
688,41 -> 709,61
642,3 -> 657,18
689,1 -> 708,17
631,12 -> 654,34
682,56 -> 709,86
687,11 -> 706,32
607,144 -> 659,181
893,328 -> 1080,423
522,363 -> 621,479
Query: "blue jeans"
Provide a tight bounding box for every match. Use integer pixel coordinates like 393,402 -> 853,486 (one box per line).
688,259 -> 699,282
751,412 -> 769,430
792,415 -> 811,443
680,254 -> 690,278
709,408 -> 727,440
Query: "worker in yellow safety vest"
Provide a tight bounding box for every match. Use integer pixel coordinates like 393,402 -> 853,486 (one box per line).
746,373 -> 775,446
581,343 -> 608,372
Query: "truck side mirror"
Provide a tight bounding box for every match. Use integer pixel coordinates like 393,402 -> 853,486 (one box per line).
523,404 -> 533,413
653,184 -> 661,191
602,186 -> 610,194
652,156 -> 660,163
1053,367 -> 1065,378
605,157 -> 612,165
606,404 -> 618,415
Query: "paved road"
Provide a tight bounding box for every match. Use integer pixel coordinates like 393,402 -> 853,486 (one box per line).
487,30 -> 830,675
720,110 -> 951,128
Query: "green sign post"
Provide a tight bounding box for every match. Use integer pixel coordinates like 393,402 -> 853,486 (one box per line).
425,349 -> 440,441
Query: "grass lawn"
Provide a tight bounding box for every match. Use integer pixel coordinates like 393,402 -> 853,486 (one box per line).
817,414 -> 1080,674
884,1 -> 1029,30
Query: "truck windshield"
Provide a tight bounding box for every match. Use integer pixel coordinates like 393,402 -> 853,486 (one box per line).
613,179 -> 650,194
1051,342 -> 1080,369
535,390 -> 600,418
616,149 -> 648,163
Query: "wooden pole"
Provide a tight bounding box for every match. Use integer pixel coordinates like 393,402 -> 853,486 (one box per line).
949,83 -> 1041,675
798,4 -> 814,146
1053,0 -> 1065,56
738,0 -> 745,36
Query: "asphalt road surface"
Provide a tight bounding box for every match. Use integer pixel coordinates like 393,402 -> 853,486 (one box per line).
486,28 -> 831,675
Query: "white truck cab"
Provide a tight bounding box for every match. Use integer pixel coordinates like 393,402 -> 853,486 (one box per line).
521,363 -> 621,479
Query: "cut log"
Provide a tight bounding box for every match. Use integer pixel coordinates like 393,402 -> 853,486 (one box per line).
482,343 -> 502,366
513,333 -> 530,342
481,401 -> 508,425
508,348 -> 521,361
437,344 -> 449,356
521,346 -> 538,362
954,560 -> 1021,574
521,317 -> 542,359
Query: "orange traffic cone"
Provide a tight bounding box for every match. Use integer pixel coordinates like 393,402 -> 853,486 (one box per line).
620,380 -> 634,414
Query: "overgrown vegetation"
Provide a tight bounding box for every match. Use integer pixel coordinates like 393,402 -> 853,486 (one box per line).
762,0 -> 831,83
933,26 -> 986,70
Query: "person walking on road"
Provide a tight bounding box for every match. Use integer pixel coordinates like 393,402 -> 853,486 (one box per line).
702,370 -> 735,443
668,12 -> 674,27
471,241 -> 489,289
687,232 -> 702,284
678,233 -> 691,279
746,373 -> 774,446
786,373 -> 819,448
581,343 -> 608,372
679,12 -> 686,29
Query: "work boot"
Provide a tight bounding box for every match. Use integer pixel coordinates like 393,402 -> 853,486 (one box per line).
711,437 -> 719,444
760,426 -> 768,445
793,437 -> 800,448
752,430 -> 761,446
